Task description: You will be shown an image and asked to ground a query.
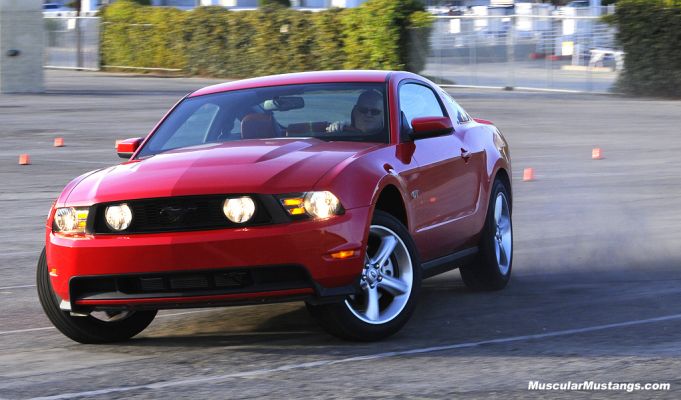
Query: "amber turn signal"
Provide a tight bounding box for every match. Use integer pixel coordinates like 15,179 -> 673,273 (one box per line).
329,250 -> 359,259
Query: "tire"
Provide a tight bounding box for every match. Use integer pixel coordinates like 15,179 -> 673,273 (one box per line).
307,210 -> 421,341
460,178 -> 513,291
36,248 -> 157,344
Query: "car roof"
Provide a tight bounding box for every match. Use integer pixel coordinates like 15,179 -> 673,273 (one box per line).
189,70 -> 394,98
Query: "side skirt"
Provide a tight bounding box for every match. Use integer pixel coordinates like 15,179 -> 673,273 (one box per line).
421,247 -> 479,279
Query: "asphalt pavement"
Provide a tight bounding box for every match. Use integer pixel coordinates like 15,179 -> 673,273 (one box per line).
1,70 -> 680,399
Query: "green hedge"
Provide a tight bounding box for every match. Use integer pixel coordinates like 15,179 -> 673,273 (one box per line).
609,0 -> 681,97
100,0 -> 432,78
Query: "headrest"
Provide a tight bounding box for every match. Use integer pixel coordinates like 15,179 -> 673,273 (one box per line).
241,113 -> 276,140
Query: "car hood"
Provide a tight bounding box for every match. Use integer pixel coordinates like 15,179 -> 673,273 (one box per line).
66,138 -> 382,204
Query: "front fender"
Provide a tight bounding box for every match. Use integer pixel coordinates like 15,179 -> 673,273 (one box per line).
314,146 -> 406,210
315,145 -> 414,254
56,169 -> 102,208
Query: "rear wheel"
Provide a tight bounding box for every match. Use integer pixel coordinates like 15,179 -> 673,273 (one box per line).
307,211 -> 421,341
460,178 -> 513,291
37,248 -> 157,344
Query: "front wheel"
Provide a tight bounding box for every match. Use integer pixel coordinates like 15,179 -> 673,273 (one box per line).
37,248 -> 157,344
460,178 -> 513,291
307,211 -> 421,341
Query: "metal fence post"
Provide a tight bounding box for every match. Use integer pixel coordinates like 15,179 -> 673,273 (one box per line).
438,21 -> 443,85
76,17 -> 83,70
471,31 -> 477,86
507,15 -> 515,89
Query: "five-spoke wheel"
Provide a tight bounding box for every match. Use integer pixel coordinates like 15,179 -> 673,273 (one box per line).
307,210 -> 421,341
345,225 -> 413,325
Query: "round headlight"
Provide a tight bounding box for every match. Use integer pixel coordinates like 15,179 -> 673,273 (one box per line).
105,203 -> 133,231
304,191 -> 341,219
223,197 -> 256,223
54,207 -> 77,232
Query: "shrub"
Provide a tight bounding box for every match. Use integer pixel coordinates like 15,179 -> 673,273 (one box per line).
100,0 -> 432,78
609,0 -> 681,97
310,8 -> 347,71
258,0 -> 291,7
342,0 -> 432,71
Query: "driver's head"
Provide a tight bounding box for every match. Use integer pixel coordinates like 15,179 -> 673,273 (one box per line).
352,90 -> 384,133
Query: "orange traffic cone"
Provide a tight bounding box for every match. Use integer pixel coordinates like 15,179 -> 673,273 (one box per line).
54,137 -> 64,147
19,154 -> 31,165
522,167 -> 535,182
592,147 -> 603,160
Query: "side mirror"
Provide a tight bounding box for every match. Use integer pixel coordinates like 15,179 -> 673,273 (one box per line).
116,137 -> 142,159
409,116 -> 453,140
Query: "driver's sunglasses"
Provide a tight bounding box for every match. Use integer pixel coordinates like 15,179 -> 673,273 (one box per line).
356,106 -> 382,116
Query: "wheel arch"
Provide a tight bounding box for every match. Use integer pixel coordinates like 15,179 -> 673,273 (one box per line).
493,167 -> 512,211
373,184 -> 408,230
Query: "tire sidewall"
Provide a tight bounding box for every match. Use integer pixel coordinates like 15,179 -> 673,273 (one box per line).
480,179 -> 513,285
36,248 -> 156,344
327,210 -> 422,341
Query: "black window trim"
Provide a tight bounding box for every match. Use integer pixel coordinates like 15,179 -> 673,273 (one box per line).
397,79 -> 452,142
441,90 -> 472,125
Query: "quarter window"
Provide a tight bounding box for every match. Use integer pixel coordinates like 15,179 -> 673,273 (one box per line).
399,83 -> 445,127
442,92 -> 471,124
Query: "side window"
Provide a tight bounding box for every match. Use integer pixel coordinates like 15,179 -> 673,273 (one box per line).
442,92 -> 471,124
162,103 -> 219,150
399,83 -> 445,128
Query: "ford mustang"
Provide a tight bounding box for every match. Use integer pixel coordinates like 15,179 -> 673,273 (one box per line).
37,70 -> 513,343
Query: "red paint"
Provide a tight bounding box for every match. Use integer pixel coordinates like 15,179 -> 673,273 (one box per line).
116,137 -> 142,154
473,118 -> 494,125
411,116 -> 454,135
191,70 -> 391,98
45,70 -> 511,309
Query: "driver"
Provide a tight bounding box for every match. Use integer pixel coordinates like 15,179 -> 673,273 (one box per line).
327,90 -> 384,134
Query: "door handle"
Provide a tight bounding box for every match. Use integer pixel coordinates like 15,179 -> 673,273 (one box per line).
461,148 -> 471,162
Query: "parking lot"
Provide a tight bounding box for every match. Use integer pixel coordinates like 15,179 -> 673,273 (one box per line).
1,70 -> 681,399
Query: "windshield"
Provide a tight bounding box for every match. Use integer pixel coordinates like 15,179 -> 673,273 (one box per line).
137,83 -> 389,158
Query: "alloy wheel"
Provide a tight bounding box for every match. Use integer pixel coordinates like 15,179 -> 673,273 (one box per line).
345,225 -> 413,325
493,192 -> 512,276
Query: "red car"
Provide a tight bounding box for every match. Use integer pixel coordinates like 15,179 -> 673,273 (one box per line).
38,70 -> 513,343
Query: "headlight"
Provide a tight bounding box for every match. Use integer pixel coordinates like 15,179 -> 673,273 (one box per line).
294,191 -> 342,219
105,203 -> 133,231
54,207 -> 89,234
280,191 -> 343,219
223,196 -> 256,223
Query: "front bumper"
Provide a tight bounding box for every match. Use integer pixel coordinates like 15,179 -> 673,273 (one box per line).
47,206 -> 371,311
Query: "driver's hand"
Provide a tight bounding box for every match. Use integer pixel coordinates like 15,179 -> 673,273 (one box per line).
326,121 -> 345,133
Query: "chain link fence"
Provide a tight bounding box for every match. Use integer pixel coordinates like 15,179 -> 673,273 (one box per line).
418,10 -> 622,93
44,17 -> 100,71
43,10 -> 622,93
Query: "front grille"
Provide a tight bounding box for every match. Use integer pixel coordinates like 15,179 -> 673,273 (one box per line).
92,195 -> 272,234
70,265 -> 312,301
